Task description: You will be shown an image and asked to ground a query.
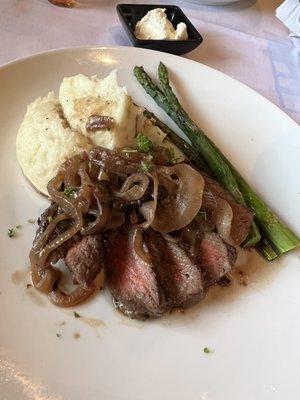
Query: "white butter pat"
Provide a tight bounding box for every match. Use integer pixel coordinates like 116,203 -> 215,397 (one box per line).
59,71 -> 140,150
134,8 -> 188,41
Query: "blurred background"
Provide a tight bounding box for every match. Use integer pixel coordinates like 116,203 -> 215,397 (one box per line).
0,0 -> 299,122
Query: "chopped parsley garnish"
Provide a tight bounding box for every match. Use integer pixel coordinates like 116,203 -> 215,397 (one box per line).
16,225 -> 22,229
167,147 -> 180,165
63,186 -> 78,198
47,216 -> 54,223
27,219 -> 36,224
139,160 -> 153,173
198,211 -> 207,221
203,347 -> 213,354
73,311 -> 81,319
136,132 -> 152,153
7,228 -> 15,238
56,333 -> 62,338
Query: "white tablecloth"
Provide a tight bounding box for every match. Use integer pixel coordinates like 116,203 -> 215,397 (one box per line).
1,0 -> 299,123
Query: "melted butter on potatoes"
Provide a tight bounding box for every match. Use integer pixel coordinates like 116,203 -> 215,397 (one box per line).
59,71 -> 140,149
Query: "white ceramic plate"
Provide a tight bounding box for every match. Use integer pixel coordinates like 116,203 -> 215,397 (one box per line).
0,46 -> 300,400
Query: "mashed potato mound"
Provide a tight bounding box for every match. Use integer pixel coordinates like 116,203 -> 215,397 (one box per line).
16,92 -> 91,195
17,71 -> 184,196
59,71 -> 139,149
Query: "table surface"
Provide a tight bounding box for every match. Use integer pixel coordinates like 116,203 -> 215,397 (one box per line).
0,0 -> 299,123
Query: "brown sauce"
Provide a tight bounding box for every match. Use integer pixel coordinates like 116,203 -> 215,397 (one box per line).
80,316 -> 105,329
119,316 -> 145,329
11,269 -> 29,285
10,268 -> 46,306
159,248 -> 284,326
25,286 -> 46,306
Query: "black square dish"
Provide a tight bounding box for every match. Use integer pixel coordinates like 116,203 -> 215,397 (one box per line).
117,4 -> 203,55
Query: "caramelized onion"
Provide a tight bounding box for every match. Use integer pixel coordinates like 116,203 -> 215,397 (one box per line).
37,214 -> 83,268
89,147 -> 140,175
112,173 -> 149,202
106,213 -> 126,230
212,198 -> 234,245
203,175 -> 254,245
63,154 -> 82,188
202,189 -> 218,209
78,162 -> 93,186
48,286 -> 95,307
86,115 -> 114,132
132,228 -> 152,264
30,265 -> 60,294
81,204 -> 111,235
30,211 -> 70,292
138,170 -> 159,229
151,164 -> 205,233
30,145 -> 251,309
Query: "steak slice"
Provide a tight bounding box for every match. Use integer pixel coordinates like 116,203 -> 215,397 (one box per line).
145,230 -> 205,309
105,227 -> 167,319
65,234 -> 103,289
198,231 -> 237,285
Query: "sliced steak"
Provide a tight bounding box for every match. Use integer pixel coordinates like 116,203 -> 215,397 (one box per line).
178,219 -> 214,259
65,234 -> 103,289
105,227 -> 166,319
198,231 -> 237,285
145,230 -> 205,309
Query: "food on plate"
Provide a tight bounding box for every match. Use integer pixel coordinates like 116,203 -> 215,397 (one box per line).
134,8 -> 188,41
17,71 -> 182,195
19,63 -> 299,320
29,146 -> 253,318
16,92 -> 91,195
134,62 -> 300,261
59,71 -> 139,149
